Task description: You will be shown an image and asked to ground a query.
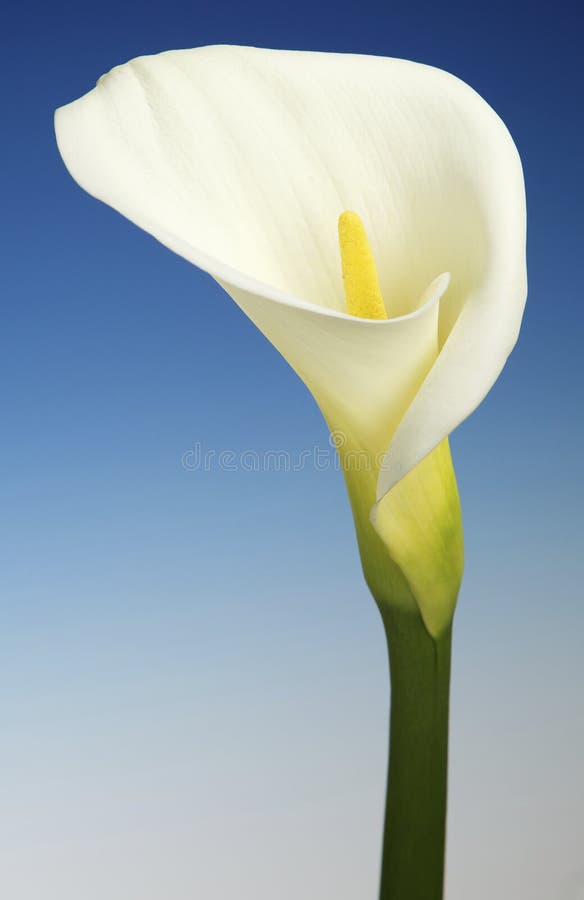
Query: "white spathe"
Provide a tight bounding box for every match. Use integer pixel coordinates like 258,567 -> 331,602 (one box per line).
55,44 -> 526,503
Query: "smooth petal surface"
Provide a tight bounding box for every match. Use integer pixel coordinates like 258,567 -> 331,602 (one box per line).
223,275 -> 448,458
55,44 -> 526,498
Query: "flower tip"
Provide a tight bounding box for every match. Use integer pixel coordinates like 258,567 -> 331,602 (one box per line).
337,209 -> 360,233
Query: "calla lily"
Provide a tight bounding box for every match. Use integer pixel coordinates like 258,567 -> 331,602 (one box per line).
55,45 -> 526,900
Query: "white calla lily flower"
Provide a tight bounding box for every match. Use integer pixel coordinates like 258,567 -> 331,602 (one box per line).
55,45 -> 527,898
55,47 -> 526,636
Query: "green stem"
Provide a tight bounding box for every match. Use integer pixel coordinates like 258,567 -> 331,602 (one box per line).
379,608 -> 452,900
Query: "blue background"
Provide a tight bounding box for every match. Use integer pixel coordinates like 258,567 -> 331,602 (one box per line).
2,2 -> 582,898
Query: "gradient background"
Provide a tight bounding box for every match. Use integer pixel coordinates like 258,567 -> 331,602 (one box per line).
2,2 -> 583,898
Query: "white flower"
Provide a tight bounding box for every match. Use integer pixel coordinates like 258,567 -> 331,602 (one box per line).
55,45 -> 526,634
